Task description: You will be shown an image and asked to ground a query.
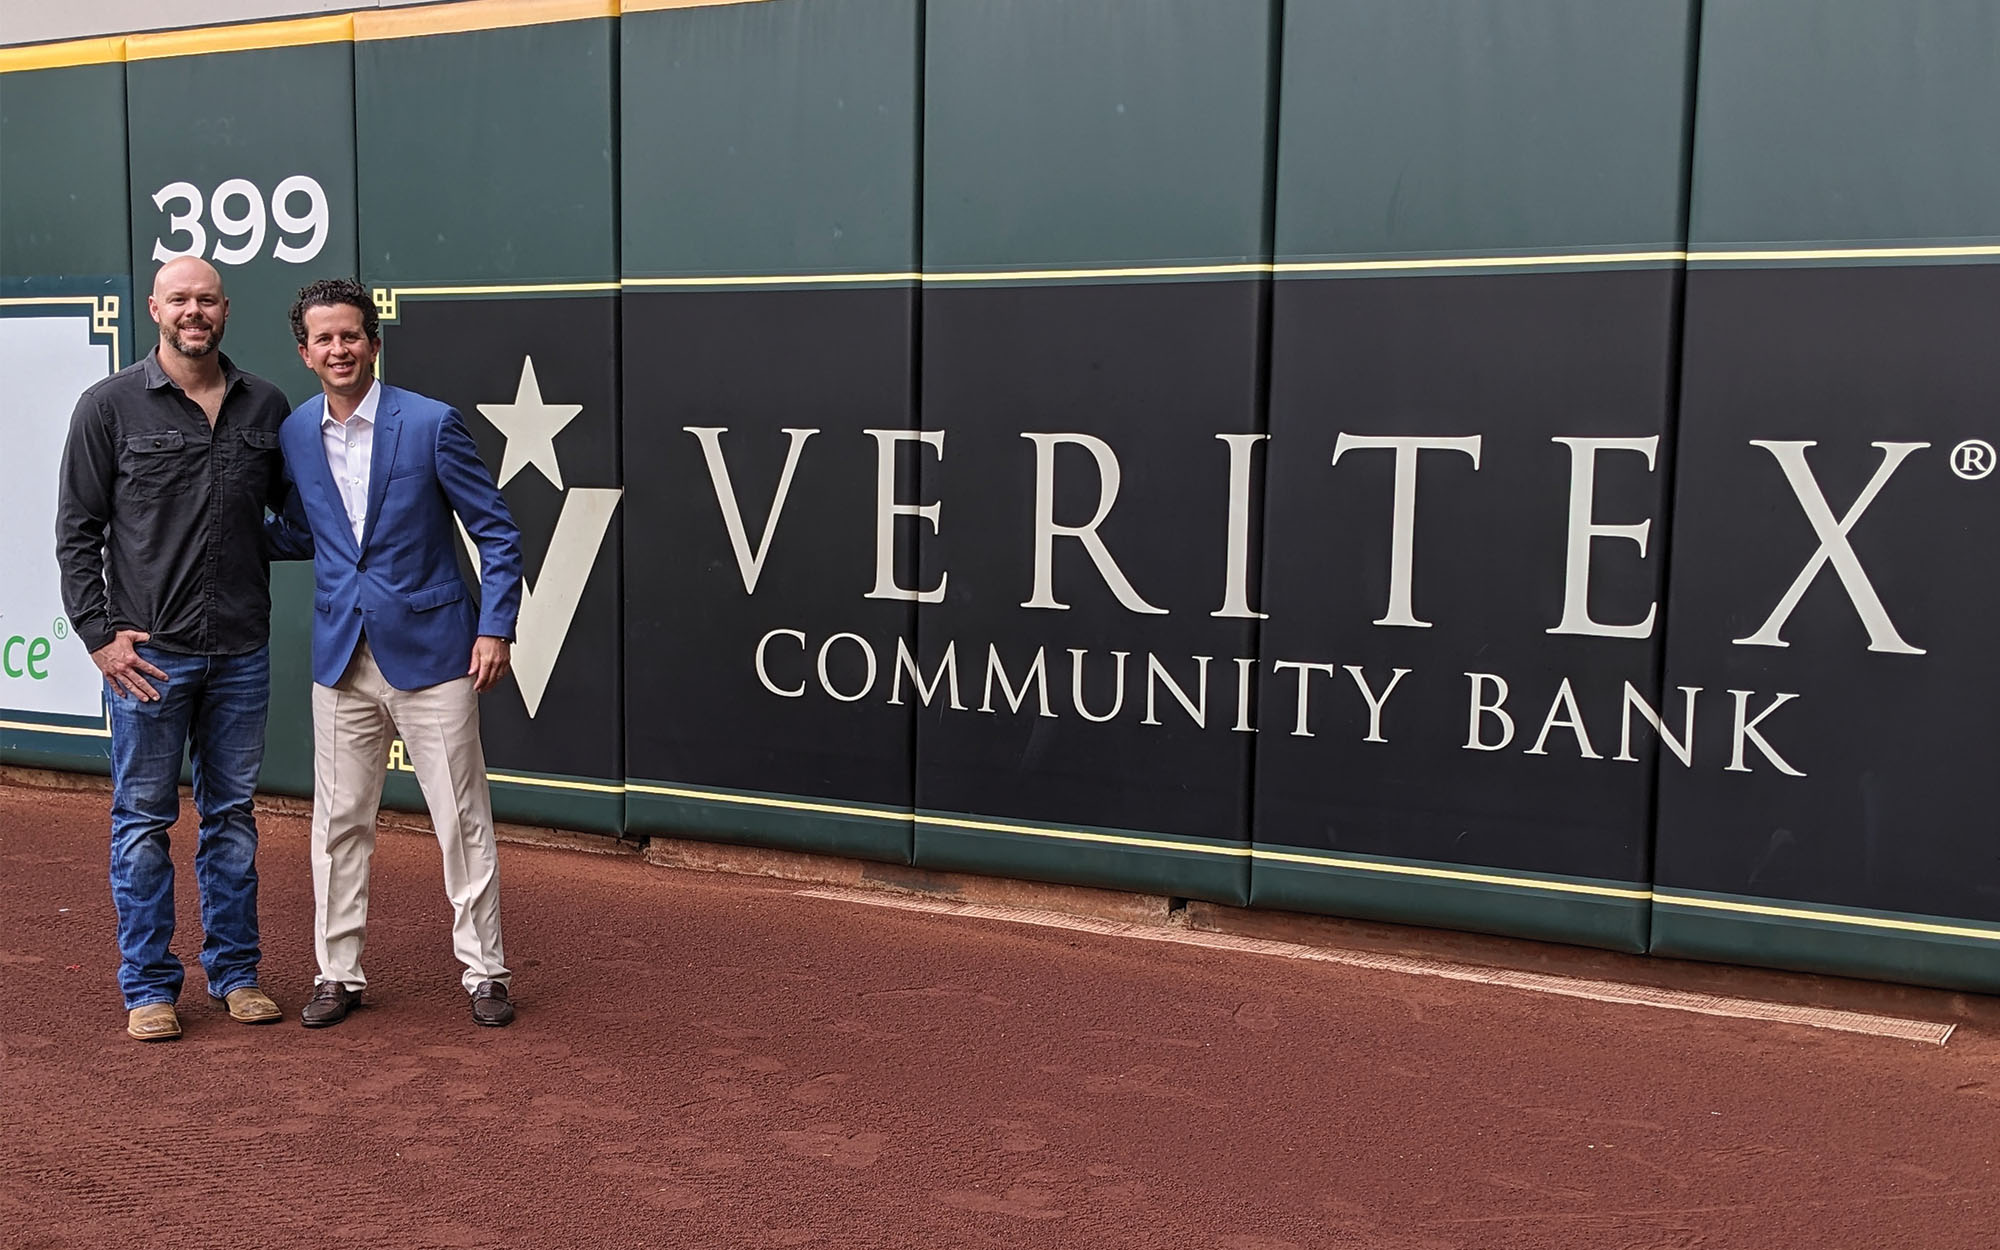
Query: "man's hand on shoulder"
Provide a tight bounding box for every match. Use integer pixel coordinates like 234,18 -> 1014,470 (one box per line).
469,636 -> 512,693
92,630 -> 169,701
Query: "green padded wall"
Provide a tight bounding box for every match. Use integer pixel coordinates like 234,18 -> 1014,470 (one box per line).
1274,0 -> 1694,264
922,0 -> 1273,273
1,61 -> 132,290
124,28 -> 360,798
620,0 -> 920,283
0,58 -> 132,772
1251,0 -> 1698,951
1654,0 -> 2000,991
620,0 -> 921,862
1688,0 -> 2000,250
125,36 -> 358,409
6,0 -> 2000,996
914,0 -> 1277,903
357,10 -> 624,834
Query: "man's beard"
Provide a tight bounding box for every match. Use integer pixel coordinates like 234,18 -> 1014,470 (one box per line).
168,319 -> 222,358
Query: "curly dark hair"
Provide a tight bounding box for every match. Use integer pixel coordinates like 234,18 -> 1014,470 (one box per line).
289,277 -> 380,346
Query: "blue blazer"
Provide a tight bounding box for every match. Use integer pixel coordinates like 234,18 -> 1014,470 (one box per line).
277,384 -> 522,691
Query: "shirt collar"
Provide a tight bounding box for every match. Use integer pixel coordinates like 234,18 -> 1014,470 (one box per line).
321,378 -> 382,430
143,346 -> 244,393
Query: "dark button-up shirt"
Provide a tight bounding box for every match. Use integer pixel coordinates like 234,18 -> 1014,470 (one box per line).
56,348 -> 293,656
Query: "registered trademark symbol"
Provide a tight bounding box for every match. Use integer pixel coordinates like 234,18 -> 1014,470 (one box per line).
52,618 -> 68,640
1950,440 -> 1995,480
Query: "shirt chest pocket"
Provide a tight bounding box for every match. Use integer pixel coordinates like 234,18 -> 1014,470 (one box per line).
229,428 -> 281,485
122,430 -> 200,497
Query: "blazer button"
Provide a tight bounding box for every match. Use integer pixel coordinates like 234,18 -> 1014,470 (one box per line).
353,608 -> 362,616
356,561 -> 367,571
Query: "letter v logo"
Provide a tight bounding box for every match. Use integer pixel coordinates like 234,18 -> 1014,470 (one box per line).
463,354 -> 621,718
457,490 -> 620,718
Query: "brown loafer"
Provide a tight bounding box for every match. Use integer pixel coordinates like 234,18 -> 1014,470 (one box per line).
300,981 -> 360,1028
223,986 -> 281,1024
470,980 -> 514,1027
127,1002 -> 181,1042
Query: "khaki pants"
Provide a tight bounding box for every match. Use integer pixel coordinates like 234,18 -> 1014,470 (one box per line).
309,639 -> 508,995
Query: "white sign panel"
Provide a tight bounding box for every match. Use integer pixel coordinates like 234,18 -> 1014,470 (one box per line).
1,314 -> 112,719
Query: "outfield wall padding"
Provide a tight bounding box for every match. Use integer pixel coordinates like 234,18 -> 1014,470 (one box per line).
127,32 -> 362,798
1251,0 -> 1699,951
5,0 -> 2000,992
1651,0 -> 2000,989
0,58 -> 133,774
619,0 -> 922,863
910,0 -> 1279,905
357,11 -> 625,834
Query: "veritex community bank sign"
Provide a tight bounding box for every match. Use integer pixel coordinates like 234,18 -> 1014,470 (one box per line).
696,426 -> 1942,779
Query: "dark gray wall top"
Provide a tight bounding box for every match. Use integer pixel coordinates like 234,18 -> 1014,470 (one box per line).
621,0 -> 919,279
923,0 -> 1275,271
358,19 -> 617,285
1277,0 -> 1697,262
0,64 -> 130,285
1691,0 -> 2000,247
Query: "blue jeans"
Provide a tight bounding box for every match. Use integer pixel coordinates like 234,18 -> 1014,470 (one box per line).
107,644 -> 270,1009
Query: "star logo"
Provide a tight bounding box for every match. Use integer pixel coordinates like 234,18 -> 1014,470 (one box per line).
463,355 -> 621,719
477,356 -> 582,490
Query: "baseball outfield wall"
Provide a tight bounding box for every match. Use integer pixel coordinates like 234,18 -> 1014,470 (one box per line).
5,0 -> 1999,992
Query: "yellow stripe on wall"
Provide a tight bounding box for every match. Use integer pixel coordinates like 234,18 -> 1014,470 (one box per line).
627,782 -> 915,824
1654,892 -> 2000,942
1273,250 -> 1687,274
622,272 -> 923,288
623,0 -> 779,13
125,14 -> 354,61
1251,847 -> 1650,899
0,36 -> 125,72
355,0 -> 620,41
1685,244 -> 2000,263
486,770 -> 624,795
917,813 -> 1254,857
0,720 -> 111,739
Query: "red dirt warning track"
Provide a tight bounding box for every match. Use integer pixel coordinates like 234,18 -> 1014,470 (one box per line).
2,783 -> 1997,1249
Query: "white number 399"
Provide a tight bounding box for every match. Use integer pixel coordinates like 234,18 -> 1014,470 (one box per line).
150,175 -> 329,266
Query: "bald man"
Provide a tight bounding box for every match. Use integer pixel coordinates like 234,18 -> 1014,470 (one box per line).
57,257 -> 296,1041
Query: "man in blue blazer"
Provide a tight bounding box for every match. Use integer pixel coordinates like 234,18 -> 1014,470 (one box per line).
277,277 -> 523,1028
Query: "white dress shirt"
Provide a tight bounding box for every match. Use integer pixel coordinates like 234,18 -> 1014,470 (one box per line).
320,381 -> 381,546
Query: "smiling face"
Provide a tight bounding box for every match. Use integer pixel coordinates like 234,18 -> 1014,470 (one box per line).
149,258 -> 228,359
297,301 -> 380,402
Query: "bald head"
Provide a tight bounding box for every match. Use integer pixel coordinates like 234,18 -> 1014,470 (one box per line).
152,255 -> 224,299
149,257 -> 228,362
